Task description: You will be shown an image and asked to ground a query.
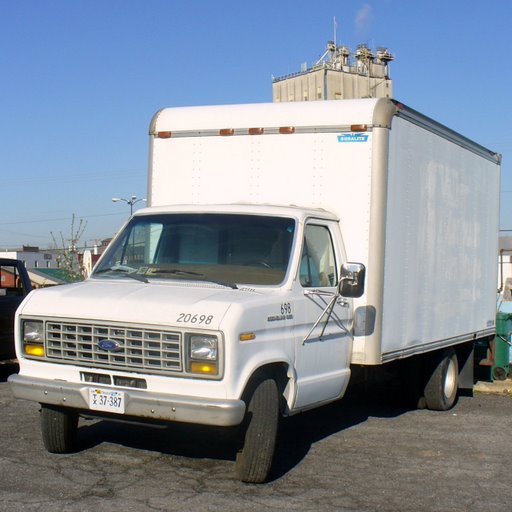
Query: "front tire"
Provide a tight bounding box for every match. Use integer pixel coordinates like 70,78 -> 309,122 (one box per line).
40,404 -> 79,453
424,349 -> 459,411
235,376 -> 280,484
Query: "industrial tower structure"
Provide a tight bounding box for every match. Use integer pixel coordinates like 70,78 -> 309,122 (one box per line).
272,41 -> 394,102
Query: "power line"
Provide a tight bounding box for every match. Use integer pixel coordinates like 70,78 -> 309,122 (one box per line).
0,170 -> 144,187
0,228 -> 54,239
0,211 -> 125,227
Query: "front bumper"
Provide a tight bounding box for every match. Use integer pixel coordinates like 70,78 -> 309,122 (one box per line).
8,374 -> 246,427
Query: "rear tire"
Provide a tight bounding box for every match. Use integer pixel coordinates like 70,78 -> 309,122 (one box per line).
235,376 -> 279,484
40,404 -> 79,453
424,349 -> 459,411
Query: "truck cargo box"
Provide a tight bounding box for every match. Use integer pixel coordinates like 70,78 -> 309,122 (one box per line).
149,98 -> 501,364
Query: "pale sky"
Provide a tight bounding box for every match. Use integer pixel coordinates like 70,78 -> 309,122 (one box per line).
1,0 -> 510,249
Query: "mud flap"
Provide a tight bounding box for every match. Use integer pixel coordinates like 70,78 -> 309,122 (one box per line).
457,342 -> 474,396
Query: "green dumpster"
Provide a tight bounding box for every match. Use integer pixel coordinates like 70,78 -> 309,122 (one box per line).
475,311 -> 512,382
493,312 -> 512,380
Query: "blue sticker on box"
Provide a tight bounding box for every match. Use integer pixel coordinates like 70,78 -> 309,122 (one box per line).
337,133 -> 369,143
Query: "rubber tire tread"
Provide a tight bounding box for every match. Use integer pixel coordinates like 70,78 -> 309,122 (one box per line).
424,349 -> 459,411
40,404 -> 79,454
235,377 -> 279,484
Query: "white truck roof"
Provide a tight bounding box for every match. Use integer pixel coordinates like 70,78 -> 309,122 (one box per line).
150,98 -> 391,133
134,203 -> 338,222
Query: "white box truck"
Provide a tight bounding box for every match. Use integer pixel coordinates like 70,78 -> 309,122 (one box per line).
9,98 -> 501,483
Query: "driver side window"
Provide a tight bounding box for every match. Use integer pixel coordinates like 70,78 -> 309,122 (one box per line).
300,224 -> 337,288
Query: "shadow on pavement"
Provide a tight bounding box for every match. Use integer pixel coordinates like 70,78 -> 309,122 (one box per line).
79,418 -> 241,462
0,362 -> 19,383
76,381 -> 411,481
270,385 -> 410,481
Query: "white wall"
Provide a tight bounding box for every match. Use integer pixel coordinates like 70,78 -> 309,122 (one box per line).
1,251 -> 56,269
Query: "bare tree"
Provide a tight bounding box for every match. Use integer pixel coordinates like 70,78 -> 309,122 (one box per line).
51,214 -> 88,282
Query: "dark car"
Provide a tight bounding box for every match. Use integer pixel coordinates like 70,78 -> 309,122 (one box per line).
0,258 -> 32,360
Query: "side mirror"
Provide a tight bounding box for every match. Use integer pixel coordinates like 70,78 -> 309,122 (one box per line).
339,262 -> 366,298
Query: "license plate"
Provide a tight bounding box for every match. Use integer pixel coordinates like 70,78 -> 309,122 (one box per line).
88,388 -> 125,414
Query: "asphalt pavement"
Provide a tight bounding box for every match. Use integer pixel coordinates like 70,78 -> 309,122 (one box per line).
1,363 -> 511,512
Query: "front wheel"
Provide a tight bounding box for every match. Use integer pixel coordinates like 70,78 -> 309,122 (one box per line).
40,404 -> 79,453
424,349 -> 459,411
235,376 -> 280,484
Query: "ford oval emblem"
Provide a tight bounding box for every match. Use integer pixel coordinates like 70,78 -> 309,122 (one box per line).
98,339 -> 121,352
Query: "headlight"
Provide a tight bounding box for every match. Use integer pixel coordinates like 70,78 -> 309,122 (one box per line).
189,335 -> 218,360
22,320 -> 44,343
186,334 -> 219,376
22,320 -> 45,357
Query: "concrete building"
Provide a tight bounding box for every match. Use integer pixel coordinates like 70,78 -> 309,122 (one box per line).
272,41 -> 393,103
1,246 -> 56,269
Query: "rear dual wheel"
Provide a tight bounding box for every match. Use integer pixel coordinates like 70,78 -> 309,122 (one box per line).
424,349 -> 459,411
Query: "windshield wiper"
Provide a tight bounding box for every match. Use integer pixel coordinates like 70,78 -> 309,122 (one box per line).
94,267 -> 149,284
124,273 -> 149,283
202,277 -> 238,290
154,269 -> 205,277
150,268 -> 238,289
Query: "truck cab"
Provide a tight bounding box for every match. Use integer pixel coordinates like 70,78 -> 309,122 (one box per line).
9,204 -> 363,482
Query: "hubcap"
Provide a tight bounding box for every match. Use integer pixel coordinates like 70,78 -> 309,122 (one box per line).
444,358 -> 457,399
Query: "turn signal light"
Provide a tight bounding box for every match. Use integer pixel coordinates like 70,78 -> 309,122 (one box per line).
24,344 -> 45,357
190,362 -> 218,375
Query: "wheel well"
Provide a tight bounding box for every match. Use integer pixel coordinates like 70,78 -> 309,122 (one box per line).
241,363 -> 290,413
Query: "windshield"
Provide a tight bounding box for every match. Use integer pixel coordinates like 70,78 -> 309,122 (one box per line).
93,213 -> 296,286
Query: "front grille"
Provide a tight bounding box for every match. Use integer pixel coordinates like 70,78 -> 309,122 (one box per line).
45,321 -> 183,375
